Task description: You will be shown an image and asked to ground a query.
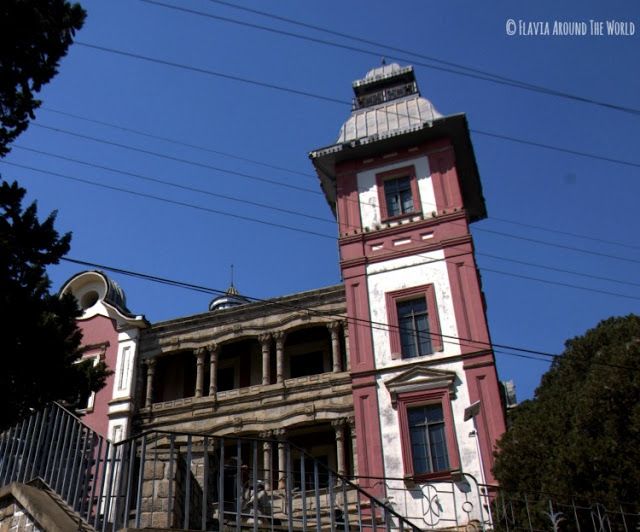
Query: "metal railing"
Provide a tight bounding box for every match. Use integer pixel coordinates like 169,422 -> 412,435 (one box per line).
0,404 -> 420,531
350,474 -> 639,532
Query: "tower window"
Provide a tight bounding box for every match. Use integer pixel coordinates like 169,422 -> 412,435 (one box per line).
385,284 -> 442,359
397,297 -> 431,358
384,176 -> 414,217
375,165 -> 421,221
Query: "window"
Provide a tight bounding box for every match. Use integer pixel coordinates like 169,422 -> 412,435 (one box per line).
408,404 -> 449,474
375,165 -> 421,220
397,298 -> 431,358
384,176 -> 413,217
394,387 -> 460,481
386,284 -> 442,360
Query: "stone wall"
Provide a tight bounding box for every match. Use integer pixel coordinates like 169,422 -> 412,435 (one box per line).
137,451 -> 202,529
0,498 -> 43,532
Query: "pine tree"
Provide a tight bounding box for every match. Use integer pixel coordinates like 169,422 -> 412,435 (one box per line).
0,1 -> 109,430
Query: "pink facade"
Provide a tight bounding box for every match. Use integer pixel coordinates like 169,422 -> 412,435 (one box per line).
76,315 -> 119,438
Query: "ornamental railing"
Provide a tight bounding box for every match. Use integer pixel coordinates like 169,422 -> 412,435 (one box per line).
350,474 -> 639,532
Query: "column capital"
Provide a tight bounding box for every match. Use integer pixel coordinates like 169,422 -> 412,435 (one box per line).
208,342 -> 220,354
144,357 -> 156,368
272,428 -> 286,439
194,348 -> 206,361
331,418 -> 347,429
274,330 -> 286,344
258,333 -> 272,345
259,430 -> 274,439
327,321 -> 341,334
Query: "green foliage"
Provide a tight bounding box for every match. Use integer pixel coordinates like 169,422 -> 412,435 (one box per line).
0,180 -> 109,430
0,1 -> 109,431
0,0 -> 85,156
493,315 -> 640,507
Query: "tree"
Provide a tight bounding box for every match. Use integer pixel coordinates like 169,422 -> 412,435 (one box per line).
0,1 -> 109,431
493,315 -> 640,507
0,0 -> 85,156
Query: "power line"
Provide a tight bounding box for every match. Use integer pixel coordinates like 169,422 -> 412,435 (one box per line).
475,227 -> 640,265
12,144 -> 335,226
21,134 -> 639,290
75,41 -> 347,106
35,106 -> 640,254
483,217 -> 640,252
40,106 -> 317,180
139,0 -> 640,116
32,123 -> 321,195
478,252 -> 640,289
0,160 -> 336,240
58,255 -> 639,371
472,129 -> 640,170
71,42 -> 640,174
25,122 -> 640,269
479,267 -> 640,302
6,157 -> 639,304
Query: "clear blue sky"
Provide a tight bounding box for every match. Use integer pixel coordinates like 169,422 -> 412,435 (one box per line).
2,0 -> 638,401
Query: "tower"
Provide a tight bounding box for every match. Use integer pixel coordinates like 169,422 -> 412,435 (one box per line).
310,64 -> 506,497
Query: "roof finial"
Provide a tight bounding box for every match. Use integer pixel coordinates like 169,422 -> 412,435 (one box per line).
226,264 -> 239,296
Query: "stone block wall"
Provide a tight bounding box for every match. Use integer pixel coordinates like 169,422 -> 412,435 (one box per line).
137,451 -> 203,529
0,498 -> 43,532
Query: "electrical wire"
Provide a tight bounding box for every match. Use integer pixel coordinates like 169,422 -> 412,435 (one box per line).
69,42 -> 640,174
139,0 -> 640,116
59,255 -> 640,371
0,160 -> 336,240
40,106 -> 317,180
4,158 -> 639,303
12,144 -> 334,226
32,123 -> 321,195
16,142 -> 640,292
36,107 -> 640,253
25,122 -> 640,268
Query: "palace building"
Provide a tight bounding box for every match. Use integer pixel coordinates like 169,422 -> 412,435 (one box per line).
54,62 -> 507,527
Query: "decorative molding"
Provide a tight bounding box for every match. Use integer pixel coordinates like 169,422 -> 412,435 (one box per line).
384,365 -> 457,406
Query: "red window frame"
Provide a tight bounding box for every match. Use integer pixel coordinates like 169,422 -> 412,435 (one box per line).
396,387 -> 460,482
385,284 -> 443,360
375,165 -> 422,221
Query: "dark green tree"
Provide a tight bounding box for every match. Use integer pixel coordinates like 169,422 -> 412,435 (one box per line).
0,1 -> 109,430
493,315 -> 640,508
0,0 -> 85,156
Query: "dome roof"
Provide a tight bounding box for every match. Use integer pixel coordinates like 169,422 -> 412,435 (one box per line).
208,284 -> 250,312
59,270 -> 137,318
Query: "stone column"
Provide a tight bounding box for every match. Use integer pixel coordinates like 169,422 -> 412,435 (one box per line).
259,430 -> 273,489
274,332 -> 285,384
348,417 -> 358,477
208,343 -> 219,400
144,358 -> 156,408
343,323 -> 351,371
332,419 -> 346,476
259,334 -> 271,386
328,321 -> 342,373
194,348 -> 206,398
274,428 -> 286,489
